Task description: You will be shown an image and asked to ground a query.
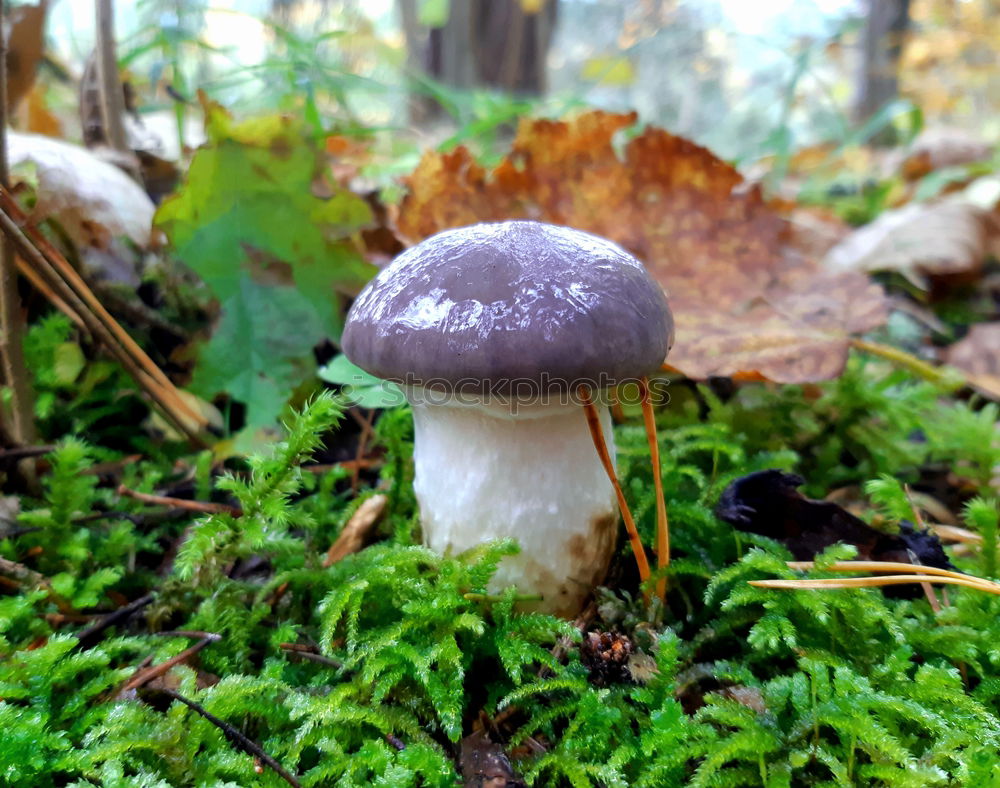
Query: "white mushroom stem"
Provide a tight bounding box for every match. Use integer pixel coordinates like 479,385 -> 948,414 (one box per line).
406,389 -> 619,617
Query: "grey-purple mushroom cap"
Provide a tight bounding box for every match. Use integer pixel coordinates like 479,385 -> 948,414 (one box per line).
341,220 -> 673,395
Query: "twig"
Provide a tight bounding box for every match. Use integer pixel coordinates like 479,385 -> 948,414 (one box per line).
278,643 -> 342,669
0,444 -> 55,462
639,376 -> 669,605
152,688 -> 301,787
578,385 -> 651,596
0,556 -> 74,612
117,484 -> 241,516
304,458 -> 381,474
322,494 -> 386,567
76,592 -> 154,648
0,0 -> 38,457
118,632 -> 221,694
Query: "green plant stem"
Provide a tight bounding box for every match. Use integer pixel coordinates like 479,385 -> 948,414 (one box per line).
850,338 -> 960,388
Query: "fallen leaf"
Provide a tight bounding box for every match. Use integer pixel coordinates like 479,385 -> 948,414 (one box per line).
824,197 -> 1000,286
4,2 -> 46,111
21,82 -> 62,137
397,111 -> 887,383
322,494 -> 387,567
900,127 -> 994,181
156,98 -> 377,430
945,323 -> 1000,400
716,469 -> 952,598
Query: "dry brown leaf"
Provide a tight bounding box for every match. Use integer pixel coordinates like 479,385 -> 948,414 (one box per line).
397,111 -> 887,383
20,85 -> 63,137
900,127 -> 994,181
945,322 -> 1000,400
322,494 -> 387,567
4,2 -> 46,111
824,198 -> 1000,286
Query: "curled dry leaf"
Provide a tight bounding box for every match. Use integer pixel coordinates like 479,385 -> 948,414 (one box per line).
945,322 -> 1000,400
825,197 -> 1000,286
397,111 -> 887,383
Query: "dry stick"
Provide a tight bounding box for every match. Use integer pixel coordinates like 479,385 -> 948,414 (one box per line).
0,195 -> 207,443
0,0 -> 38,455
638,376 -> 669,604
76,592 -> 154,648
117,484 -> 242,516
0,556 -> 75,612
118,633 -> 221,694
154,688 -> 301,788
578,385 -> 651,595
278,643 -> 343,669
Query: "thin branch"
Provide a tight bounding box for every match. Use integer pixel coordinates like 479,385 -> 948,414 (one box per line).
118,633 -> 220,694
578,385 -> 651,595
278,643 -> 342,669
76,592 -> 154,648
0,444 -> 55,462
116,484 -> 242,516
153,688 -> 301,787
639,376 -> 669,604
0,0 -> 37,453
0,556 -> 74,612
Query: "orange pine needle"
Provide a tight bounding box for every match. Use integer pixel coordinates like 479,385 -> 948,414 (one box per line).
750,575 -> 1000,595
578,385 -> 651,594
639,376 -> 669,603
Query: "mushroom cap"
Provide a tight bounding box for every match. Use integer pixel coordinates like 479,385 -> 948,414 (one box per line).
342,220 -> 673,395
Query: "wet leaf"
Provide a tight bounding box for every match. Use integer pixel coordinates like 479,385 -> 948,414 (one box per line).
156,99 -> 377,429
716,470 -> 952,598
397,111 -> 887,383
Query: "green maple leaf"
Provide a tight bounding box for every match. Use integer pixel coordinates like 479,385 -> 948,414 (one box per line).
157,101 -> 376,430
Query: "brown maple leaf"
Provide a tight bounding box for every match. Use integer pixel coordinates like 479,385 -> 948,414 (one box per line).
396,111 -> 887,383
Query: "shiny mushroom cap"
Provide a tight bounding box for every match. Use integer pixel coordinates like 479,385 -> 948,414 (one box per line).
342,220 -> 673,396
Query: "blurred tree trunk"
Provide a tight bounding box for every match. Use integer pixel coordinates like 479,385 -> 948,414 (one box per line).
399,0 -> 558,124
853,0 -> 911,142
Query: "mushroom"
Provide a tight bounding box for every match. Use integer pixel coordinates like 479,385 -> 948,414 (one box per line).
342,220 -> 673,616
